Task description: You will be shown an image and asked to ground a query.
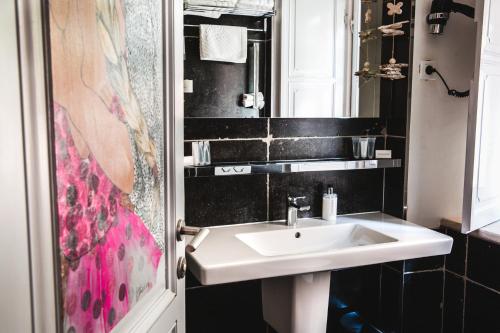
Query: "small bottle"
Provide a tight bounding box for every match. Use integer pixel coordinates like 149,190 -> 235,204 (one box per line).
322,186 -> 338,222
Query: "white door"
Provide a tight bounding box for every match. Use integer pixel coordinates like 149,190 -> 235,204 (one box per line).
279,0 -> 348,117
15,0 -> 186,332
463,0 -> 500,232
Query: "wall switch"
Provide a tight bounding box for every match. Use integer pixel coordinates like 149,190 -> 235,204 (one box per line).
419,61 -> 437,80
184,79 -> 194,93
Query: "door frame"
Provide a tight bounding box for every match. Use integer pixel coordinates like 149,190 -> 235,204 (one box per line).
15,0 -> 186,331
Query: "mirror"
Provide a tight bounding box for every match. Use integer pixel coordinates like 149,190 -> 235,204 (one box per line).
183,0 -> 408,118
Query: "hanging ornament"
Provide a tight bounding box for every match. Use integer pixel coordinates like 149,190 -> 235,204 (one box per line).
377,20 -> 409,37
365,8 -> 373,24
386,2 -> 403,16
359,29 -> 378,43
378,58 -> 408,80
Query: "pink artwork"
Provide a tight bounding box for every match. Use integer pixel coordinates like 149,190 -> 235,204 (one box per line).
49,1 -> 165,332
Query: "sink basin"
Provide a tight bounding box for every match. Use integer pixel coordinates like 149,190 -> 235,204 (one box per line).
186,213 -> 453,333
236,224 -> 397,257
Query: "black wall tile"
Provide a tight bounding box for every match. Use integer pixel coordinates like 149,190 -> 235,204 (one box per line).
443,272 -> 464,333
268,170 -> 384,221
445,228 -> 467,276
186,280 -> 266,333
404,256 -> 444,272
385,261 -> 404,273
464,282 -> 500,333
185,175 -> 267,227
383,137 -> 406,218
402,272 -> 443,333
270,118 -> 385,138
467,235 -> 500,291
380,266 -> 403,333
184,118 -> 268,140
210,140 -> 267,163
331,265 -> 381,323
269,137 -> 384,161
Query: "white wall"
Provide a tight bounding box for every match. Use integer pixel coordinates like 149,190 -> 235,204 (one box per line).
0,1 -> 33,332
407,0 -> 476,227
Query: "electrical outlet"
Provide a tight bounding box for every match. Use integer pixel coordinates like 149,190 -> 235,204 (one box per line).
419,60 -> 437,80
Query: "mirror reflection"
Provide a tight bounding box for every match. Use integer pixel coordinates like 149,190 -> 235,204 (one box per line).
183,0 -> 409,118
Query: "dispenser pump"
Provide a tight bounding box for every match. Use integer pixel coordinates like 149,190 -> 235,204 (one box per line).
322,185 -> 338,222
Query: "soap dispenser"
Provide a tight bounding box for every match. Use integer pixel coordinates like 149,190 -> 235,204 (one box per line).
322,186 -> 338,222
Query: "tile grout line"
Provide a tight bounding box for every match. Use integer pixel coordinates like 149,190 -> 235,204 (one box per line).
441,246 -> 448,333
403,267 -> 445,275
440,268 -> 446,333
462,234 -> 469,333
266,118 -> 270,221
185,135 -> 386,142
444,269 -> 500,303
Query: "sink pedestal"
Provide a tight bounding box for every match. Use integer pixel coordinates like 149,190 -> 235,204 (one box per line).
262,271 -> 331,333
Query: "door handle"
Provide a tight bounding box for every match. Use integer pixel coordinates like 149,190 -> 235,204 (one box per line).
176,219 -> 210,252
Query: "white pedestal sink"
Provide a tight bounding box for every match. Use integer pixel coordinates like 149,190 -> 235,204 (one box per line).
262,272 -> 331,333
186,213 -> 453,333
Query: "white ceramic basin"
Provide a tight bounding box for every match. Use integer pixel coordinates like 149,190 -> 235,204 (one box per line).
236,224 -> 397,257
187,213 -> 453,285
186,212 -> 453,333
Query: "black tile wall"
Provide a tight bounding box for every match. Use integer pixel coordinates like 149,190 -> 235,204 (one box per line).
467,236 -> 500,291
443,272 -> 464,333
185,174 -> 267,227
331,265 -> 382,323
446,228 -> 467,275
380,265 -> 403,333
402,272 -> 444,333
209,140 -> 267,163
186,280 -> 266,333
441,228 -> 500,333
270,118 -> 384,138
185,118 -> 268,140
464,282 -> 500,333
269,170 -> 384,221
403,255 -> 444,272
383,137 -> 407,218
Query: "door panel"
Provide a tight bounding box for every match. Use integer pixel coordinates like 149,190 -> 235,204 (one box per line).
15,0 -> 185,331
463,0 -> 500,232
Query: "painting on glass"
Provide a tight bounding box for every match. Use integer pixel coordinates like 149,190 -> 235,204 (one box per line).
48,0 -> 165,331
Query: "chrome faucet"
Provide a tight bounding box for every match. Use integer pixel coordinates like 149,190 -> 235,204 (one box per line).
287,195 -> 310,226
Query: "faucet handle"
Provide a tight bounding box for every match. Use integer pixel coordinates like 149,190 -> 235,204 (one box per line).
288,195 -> 306,203
298,205 -> 311,212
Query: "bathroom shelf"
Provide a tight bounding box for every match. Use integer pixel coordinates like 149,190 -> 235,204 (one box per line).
184,158 -> 401,178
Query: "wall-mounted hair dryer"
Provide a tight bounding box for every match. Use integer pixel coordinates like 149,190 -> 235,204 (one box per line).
427,0 -> 475,34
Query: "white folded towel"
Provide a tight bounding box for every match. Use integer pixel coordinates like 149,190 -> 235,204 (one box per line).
199,24 -> 247,63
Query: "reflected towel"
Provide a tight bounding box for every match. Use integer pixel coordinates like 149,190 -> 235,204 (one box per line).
184,0 -> 274,17
199,24 -> 247,63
